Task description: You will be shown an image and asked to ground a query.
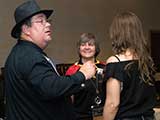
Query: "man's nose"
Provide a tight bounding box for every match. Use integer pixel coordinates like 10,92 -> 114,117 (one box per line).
46,21 -> 51,27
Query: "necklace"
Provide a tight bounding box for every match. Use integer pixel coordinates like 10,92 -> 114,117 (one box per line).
75,60 -> 104,105
90,67 -> 104,105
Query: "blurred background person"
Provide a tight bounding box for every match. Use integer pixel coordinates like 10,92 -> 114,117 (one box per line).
66,33 -> 106,120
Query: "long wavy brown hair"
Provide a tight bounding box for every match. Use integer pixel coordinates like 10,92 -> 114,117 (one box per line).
109,11 -> 155,85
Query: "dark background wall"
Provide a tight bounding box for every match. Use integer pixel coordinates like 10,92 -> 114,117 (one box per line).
0,0 -> 160,66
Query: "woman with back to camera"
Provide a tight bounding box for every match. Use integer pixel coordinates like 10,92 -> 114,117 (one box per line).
103,11 -> 156,120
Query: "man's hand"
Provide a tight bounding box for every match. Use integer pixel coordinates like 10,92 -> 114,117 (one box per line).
79,61 -> 96,80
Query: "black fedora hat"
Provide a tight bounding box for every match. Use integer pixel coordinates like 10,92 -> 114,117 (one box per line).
11,0 -> 53,38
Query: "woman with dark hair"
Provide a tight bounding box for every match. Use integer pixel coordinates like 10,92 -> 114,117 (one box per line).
66,33 -> 106,120
103,11 -> 156,120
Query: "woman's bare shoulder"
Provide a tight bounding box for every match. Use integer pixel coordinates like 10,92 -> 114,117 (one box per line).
106,55 -> 119,64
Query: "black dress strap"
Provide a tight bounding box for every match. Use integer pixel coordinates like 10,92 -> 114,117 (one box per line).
114,55 -> 120,62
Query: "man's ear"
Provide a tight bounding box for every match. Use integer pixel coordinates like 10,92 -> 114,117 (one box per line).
21,24 -> 30,35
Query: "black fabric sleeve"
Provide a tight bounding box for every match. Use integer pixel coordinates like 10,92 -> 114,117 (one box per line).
104,63 -> 125,82
20,55 -> 85,100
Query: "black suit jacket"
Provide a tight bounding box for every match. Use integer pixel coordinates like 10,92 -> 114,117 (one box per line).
5,40 -> 85,120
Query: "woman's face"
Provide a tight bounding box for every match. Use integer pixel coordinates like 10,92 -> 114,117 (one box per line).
79,41 -> 96,59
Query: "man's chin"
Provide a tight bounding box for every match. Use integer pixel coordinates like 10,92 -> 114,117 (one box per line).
46,37 -> 52,42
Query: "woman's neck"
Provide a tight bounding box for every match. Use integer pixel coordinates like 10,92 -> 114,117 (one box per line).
81,57 -> 95,64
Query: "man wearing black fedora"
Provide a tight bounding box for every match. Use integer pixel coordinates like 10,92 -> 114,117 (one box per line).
4,0 -> 96,120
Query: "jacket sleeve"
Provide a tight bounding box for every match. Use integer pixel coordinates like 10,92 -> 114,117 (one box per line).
22,56 -> 85,100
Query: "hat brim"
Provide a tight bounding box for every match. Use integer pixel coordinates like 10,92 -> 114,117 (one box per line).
11,9 -> 53,39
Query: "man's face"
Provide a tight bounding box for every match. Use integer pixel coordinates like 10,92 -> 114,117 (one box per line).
29,13 -> 52,49
79,40 -> 96,59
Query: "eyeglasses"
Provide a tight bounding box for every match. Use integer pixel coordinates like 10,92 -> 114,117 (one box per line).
32,19 -> 52,25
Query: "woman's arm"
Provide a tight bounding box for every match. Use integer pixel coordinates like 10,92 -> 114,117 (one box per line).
103,78 -> 121,120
